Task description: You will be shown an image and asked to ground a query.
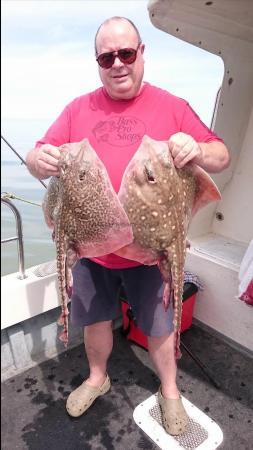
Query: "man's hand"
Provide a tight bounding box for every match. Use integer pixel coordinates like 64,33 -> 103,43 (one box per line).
26,144 -> 61,179
168,132 -> 202,169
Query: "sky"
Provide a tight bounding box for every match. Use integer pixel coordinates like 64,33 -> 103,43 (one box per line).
2,0 -> 224,127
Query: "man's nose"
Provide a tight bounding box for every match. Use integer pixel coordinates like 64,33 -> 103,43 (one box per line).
112,55 -> 124,67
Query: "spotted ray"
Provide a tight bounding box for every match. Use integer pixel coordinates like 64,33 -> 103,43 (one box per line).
42,139 -> 133,345
116,135 -> 221,357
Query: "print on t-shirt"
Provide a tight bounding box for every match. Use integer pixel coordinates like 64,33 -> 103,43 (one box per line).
92,116 -> 146,146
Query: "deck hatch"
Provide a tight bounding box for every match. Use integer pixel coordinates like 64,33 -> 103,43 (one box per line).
133,393 -> 223,449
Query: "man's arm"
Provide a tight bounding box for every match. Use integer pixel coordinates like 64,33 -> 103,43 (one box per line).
168,132 -> 230,172
195,141 -> 230,172
26,144 -> 61,179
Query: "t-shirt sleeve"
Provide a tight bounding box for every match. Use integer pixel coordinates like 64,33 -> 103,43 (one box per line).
35,106 -> 71,148
180,102 -> 223,143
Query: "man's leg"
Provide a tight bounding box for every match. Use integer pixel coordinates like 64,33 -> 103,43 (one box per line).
122,265 -> 188,435
66,320 -> 113,417
148,332 -> 189,435
148,331 -> 179,398
70,258 -> 121,385
66,259 -> 121,417
122,265 -> 177,396
148,328 -> 189,435
84,320 -> 113,387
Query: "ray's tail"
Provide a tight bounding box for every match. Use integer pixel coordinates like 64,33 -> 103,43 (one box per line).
56,225 -> 69,347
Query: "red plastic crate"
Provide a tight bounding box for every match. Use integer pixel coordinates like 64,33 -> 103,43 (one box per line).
120,282 -> 198,350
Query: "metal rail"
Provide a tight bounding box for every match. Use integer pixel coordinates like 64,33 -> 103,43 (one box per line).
1,196 -> 27,280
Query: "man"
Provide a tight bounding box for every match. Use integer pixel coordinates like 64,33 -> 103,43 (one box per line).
26,16 -> 230,435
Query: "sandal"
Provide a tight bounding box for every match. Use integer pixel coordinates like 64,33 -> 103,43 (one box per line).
66,374 -> 111,417
158,386 -> 189,435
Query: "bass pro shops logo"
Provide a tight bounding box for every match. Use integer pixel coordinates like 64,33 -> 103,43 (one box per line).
92,116 -> 146,147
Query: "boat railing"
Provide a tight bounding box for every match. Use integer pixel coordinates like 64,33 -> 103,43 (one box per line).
1,195 -> 27,280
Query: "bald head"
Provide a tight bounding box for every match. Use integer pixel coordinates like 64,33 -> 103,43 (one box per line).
95,17 -> 141,54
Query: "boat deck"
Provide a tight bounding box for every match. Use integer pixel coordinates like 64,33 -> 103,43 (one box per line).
1,324 -> 252,450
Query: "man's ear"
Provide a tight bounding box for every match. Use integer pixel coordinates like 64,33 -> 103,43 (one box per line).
140,43 -> 145,54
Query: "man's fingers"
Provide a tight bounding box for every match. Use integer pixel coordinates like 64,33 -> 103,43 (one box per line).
172,142 -> 191,166
168,134 -> 189,157
38,160 -> 59,173
169,133 -> 201,168
39,145 -> 61,162
36,145 -> 61,177
34,146 -> 61,178
174,152 -> 195,169
38,152 -> 60,167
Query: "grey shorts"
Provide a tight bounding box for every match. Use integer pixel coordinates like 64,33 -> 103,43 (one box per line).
70,258 -> 174,337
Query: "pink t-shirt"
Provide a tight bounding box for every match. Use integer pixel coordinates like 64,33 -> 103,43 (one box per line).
37,82 -> 223,269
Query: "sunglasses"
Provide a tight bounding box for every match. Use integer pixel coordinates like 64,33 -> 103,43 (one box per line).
96,43 -> 141,69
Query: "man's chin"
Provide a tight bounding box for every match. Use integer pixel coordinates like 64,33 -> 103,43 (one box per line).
109,85 -> 136,100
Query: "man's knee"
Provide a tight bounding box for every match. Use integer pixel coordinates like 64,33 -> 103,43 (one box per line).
84,320 -> 113,332
148,330 -> 175,348
84,321 -> 114,349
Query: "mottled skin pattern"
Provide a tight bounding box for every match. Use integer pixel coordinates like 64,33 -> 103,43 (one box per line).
116,135 -> 221,357
42,139 -> 133,345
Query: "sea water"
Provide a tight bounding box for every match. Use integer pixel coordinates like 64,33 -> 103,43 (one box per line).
1,118 -> 55,276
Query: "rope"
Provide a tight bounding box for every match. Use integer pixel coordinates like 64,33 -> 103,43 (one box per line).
1,192 -> 42,207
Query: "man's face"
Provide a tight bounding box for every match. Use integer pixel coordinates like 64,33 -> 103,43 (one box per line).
96,20 -> 145,100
